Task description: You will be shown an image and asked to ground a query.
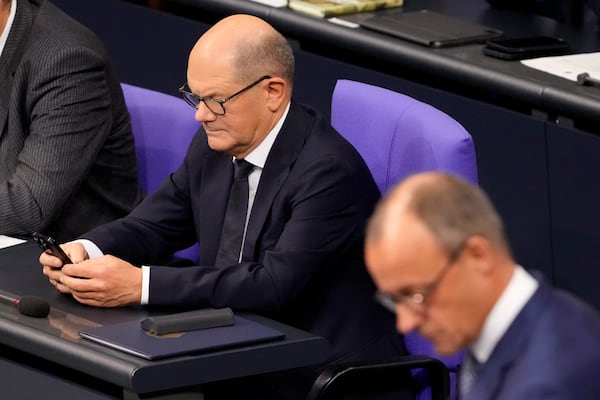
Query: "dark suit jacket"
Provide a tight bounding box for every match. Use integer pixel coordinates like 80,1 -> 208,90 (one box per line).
84,103 -> 409,398
0,0 -> 143,241
466,276 -> 600,400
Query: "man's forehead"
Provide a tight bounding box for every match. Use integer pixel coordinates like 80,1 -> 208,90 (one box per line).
381,208 -> 427,243
374,211 -> 443,271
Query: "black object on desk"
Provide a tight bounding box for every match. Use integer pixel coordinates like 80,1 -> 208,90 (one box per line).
359,9 -> 503,47
0,289 -> 50,318
32,232 -> 72,265
483,36 -> 569,60
140,307 -> 235,335
577,72 -> 600,87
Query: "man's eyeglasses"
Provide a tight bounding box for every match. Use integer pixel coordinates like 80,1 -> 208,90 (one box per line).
375,241 -> 465,315
178,75 -> 271,116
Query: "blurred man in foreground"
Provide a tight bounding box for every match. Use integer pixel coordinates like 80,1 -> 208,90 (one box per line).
366,172 -> 600,400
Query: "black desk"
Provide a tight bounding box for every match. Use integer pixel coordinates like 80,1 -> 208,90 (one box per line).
0,241 -> 329,399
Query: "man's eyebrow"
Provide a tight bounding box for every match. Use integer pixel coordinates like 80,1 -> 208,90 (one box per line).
391,283 -> 427,298
390,287 -> 414,299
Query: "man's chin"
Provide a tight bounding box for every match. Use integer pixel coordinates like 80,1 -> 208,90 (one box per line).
206,135 -> 230,152
422,334 -> 459,356
432,341 -> 462,356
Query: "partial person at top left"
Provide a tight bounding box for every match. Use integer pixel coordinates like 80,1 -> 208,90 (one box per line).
0,0 -> 144,241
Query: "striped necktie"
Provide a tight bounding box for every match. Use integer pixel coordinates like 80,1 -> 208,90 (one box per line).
459,352 -> 481,399
215,159 -> 254,265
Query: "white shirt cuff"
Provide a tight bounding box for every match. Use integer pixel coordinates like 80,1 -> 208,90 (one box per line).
141,266 -> 150,305
72,239 -> 103,259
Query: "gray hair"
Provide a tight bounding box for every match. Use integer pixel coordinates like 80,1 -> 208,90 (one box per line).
233,31 -> 294,90
368,173 -> 511,255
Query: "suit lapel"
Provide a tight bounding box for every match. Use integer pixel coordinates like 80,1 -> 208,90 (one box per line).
241,104 -> 309,260
467,282 -> 551,400
0,0 -> 36,140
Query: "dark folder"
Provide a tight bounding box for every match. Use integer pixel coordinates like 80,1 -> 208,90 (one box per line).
360,9 -> 502,48
80,315 -> 285,360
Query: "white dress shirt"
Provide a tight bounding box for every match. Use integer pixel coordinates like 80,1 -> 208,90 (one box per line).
469,264 -> 539,364
0,0 -> 17,57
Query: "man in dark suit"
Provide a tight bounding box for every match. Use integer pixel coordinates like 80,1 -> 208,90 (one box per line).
0,0 -> 143,242
40,14 -> 411,399
366,172 -> 600,400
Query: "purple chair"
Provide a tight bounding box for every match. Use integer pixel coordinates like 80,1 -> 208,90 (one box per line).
121,83 -> 200,262
307,80 -> 478,400
331,79 -> 477,190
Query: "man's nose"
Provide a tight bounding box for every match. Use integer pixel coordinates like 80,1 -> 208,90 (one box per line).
396,305 -> 423,334
194,101 -> 217,122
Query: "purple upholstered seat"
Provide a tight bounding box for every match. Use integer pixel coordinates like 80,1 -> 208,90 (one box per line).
331,79 -> 477,192
332,79 -> 478,399
121,83 -> 200,263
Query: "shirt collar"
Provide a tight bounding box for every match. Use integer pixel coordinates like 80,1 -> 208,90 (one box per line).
0,0 -> 17,58
470,264 -> 539,364
240,101 -> 291,168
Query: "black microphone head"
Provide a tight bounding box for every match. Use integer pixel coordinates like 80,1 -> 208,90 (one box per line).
577,72 -> 591,86
17,296 -> 50,318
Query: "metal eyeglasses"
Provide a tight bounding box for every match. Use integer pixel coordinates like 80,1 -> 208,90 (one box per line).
178,75 -> 271,116
375,242 -> 465,315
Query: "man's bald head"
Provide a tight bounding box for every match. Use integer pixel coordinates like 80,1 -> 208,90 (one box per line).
188,14 -> 294,90
367,172 -> 510,256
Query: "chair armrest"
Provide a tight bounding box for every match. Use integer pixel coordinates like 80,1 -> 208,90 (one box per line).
306,355 -> 450,400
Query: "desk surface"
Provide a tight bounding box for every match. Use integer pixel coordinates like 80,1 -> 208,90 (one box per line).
0,241 -> 329,395
165,0 -> 600,129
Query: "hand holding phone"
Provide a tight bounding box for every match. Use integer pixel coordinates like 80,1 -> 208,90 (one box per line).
32,232 -> 72,265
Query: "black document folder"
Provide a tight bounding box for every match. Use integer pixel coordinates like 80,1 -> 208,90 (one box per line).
360,9 -> 502,48
80,315 -> 285,360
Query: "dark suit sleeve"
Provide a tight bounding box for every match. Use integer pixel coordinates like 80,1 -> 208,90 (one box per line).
83,157 -> 199,265
0,45 -> 114,234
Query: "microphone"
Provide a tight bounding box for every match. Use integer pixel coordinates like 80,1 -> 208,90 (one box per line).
576,72 -> 600,87
0,290 -> 50,318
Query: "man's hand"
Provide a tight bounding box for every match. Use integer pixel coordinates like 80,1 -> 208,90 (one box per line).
41,242 -> 142,307
58,255 -> 143,307
41,241 -> 88,293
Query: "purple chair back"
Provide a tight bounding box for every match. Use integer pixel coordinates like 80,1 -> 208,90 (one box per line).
121,83 -> 200,194
332,79 -> 477,398
121,83 -> 200,262
332,79 -> 477,193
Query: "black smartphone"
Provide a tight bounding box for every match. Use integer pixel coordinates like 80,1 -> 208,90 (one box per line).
483,36 -> 569,60
32,232 -> 72,265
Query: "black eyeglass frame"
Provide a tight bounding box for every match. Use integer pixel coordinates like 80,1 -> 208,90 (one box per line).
178,75 -> 272,115
375,240 -> 466,315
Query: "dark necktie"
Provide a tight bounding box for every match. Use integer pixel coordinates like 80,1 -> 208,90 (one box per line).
459,352 -> 482,399
215,159 -> 254,265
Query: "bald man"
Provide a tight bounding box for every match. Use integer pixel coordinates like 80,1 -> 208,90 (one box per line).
366,172 -> 600,400
40,14 -> 411,399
